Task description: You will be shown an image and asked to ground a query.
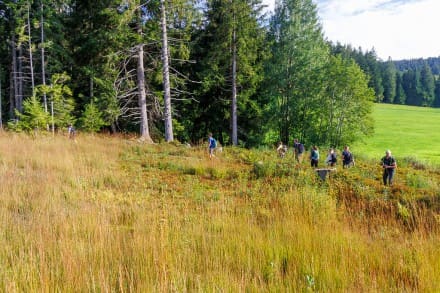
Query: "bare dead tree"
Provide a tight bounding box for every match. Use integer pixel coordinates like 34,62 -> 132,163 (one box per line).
160,0 -> 173,142
40,1 -> 47,112
26,1 -> 35,94
136,19 -> 153,142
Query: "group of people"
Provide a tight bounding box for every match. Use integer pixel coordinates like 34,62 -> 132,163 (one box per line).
278,140 -> 354,168
207,134 -> 397,186
277,139 -> 397,186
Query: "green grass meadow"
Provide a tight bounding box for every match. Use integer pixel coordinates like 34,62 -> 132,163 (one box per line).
353,103 -> 440,164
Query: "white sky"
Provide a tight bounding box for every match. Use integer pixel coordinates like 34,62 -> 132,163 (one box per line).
262,0 -> 440,61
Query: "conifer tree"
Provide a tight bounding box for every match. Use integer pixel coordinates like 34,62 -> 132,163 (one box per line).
382,58 -> 397,103
194,0 -> 266,145
420,62 -> 435,106
433,79 -> 440,108
394,72 -> 406,104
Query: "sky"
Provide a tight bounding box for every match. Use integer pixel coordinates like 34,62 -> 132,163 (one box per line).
262,0 -> 440,61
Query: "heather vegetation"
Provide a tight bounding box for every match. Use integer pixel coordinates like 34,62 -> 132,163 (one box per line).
1,133 -> 439,291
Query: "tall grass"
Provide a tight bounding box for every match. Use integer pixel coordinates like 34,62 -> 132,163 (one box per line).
0,133 -> 439,291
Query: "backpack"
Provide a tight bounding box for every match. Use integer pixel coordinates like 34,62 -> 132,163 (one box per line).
331,153 -> 337,163
211,138 -> 217,148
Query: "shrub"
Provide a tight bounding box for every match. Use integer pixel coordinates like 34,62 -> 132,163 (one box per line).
10,96 -> 50,132
253,161 -> 275,178
79,102 -> 106,132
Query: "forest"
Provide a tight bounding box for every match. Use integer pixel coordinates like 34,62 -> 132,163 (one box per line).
0,0 -> 437,147
331,44 -> 440,108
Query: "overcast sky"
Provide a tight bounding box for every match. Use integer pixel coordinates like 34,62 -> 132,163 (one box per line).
262,0 -> 440,61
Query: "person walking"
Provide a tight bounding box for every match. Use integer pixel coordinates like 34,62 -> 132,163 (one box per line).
293,138 -> 305,164
342,146 -> 354,168
208,133 -> 217,159
67,123 -> 76,140
310,145 -> 319,168
381,150 -> 397,186
277,141 -> 288,158
325,148 -> 337,167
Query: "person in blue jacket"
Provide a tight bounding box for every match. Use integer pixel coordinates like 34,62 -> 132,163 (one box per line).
208,133 -> 217,158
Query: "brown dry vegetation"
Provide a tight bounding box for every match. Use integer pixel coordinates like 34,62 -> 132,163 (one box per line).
0,133 -> 439,291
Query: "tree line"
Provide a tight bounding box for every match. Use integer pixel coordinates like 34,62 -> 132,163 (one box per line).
331,43 -> 440,107
0,0 -> 376,148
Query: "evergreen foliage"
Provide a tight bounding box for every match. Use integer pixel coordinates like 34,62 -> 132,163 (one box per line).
79,101 -> 105,132
10,95 -> 49,131
0,0 -> 435,146
265,0 -> 329,145
331,43 -> 440,108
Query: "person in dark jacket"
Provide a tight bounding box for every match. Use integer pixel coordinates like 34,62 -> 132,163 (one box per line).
310,145 -> 319,168
342,146 -> 354,168
381,150 -> 397,186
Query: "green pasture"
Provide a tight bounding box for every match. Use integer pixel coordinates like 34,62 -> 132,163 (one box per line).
352,103 -> 440,165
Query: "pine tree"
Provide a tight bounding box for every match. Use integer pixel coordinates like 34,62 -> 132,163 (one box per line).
433,79 -> 440,108
402,69 -> 422,106
365,49 -> 384,102
394,72 -> 406,104
420,62 -> 435,106
79,101 -> 105,132
193,0 -> 266,145
382,57 -> 397,103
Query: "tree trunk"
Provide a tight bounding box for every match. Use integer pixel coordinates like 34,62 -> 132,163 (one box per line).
41,1 -> 47,112
0,68 -> 3,129
27,2 -> 35,94
231,12 -> 238,146
18,45 -> 24,113
90,76 -> 94,99
160,0 -> 173,142
136,43 -> 152,142
11,35 -> 20,115
9,68 -> 14,118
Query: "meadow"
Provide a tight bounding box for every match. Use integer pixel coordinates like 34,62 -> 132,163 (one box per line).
352,103 -> 440,164
0,132 -> 439,291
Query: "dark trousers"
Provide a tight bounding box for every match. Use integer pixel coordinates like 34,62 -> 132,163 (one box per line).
311,159 -> 318,168
383,168 -> 395,185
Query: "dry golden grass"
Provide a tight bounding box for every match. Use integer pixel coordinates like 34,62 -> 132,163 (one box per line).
0,133 -> 439,291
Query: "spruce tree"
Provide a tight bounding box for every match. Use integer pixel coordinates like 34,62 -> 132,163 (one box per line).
382,58 -> 397,103
394,72 -> 406,104
433,79 -> 440,108
192,0 -> 265,145
420,62 -> 435,106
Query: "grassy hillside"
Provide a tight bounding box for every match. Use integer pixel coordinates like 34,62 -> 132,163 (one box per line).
1,133 -> 439,291
352,103 -> 440,164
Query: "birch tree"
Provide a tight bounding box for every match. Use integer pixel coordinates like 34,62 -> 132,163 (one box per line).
265,0 -> 329,144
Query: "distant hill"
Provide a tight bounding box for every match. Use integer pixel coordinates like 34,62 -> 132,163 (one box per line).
394,56 -> 440,75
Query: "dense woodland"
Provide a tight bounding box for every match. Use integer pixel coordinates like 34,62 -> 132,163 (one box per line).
332,44 -> 440,107
0,0 -> 437,147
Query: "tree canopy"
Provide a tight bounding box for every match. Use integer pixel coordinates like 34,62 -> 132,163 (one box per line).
0,0 -> 389,148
